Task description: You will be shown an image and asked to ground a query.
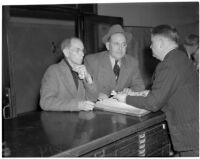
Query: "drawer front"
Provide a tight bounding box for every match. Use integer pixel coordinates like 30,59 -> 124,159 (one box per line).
145,123 -> 170,155
82,122 -> 171,157
117,133 -> 138,148
82,142 -> 116,157
144,122 -> 167,138
116,141 -> 138,156
116,133 -> 138,156
147,144 -> 171,157
145,130 -> 170,154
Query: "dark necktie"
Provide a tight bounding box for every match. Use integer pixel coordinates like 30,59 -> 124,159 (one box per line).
113,60 -> 120,80
64,58 -> 79,89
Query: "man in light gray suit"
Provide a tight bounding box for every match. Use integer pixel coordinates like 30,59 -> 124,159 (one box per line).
40,37 -> 97,111
84,24 -> 145,99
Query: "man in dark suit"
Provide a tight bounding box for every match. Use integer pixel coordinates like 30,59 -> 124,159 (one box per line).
114,25 -> 199,156
84,24 -> 145,99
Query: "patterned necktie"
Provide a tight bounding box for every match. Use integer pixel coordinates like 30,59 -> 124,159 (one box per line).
113,60 -> 120,80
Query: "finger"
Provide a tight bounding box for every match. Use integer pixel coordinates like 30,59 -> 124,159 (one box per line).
84,105 -> 94,111
75,65 -> 86,71
112,95 -> 118,100
85,101 -> 95,106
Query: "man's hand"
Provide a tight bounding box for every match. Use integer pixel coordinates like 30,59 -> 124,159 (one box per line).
73,65 -> 93,84
121,88 -> 132,94
98,93 -> 109,101
78,101 -> 94,111
113,93 -> 127,103
128,90 -> 149,97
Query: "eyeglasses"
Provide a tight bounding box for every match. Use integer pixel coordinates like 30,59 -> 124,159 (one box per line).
70,47 -> 84,54
111,42 -> 127,48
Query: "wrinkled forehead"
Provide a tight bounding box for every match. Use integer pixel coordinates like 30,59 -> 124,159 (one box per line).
151,35 -> 166,43
151,34 -> 159,40
70,38 -> 84,49
110,33 -> 126,43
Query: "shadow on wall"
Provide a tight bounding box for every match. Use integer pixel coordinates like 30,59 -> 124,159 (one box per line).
125,26 -> 159,89
142,46 -> 159,89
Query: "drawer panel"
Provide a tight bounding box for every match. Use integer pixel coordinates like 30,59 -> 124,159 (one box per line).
116,142 -> 138,157
82,142 -> 116,157
116,133 -> 138,156
144,123 -> 166,139
145,131 -> 170,154
147,144 -> 171,157
83,122 -> 170,157
116,133 -> 138,148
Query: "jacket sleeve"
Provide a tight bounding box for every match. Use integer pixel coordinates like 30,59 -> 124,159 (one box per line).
84,55 -> 96,77
40,67 -> 81,111
126,62 -> 178,112
83,80 -> 99,102
130,59 -> 145,91
84,55 -> 99,100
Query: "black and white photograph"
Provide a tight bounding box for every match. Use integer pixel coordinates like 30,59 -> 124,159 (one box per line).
2,0 -> 199,157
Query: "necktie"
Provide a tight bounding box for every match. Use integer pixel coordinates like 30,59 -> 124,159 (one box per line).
64,58 -> 79,89
113,60 -> 120,80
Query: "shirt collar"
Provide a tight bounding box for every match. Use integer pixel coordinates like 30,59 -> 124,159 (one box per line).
109,55 -> 121,68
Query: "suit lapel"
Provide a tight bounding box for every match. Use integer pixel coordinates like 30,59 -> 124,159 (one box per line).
100,52 -> 116,86
116,56 -> 129,90
60,60 -> 77,96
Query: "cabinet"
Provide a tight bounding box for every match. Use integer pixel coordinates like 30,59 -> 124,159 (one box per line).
82,122 -> 171,157
3,111 -> 171,157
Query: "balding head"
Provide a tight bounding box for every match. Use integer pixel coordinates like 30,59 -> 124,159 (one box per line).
61,37 -> 84,65
61,37 -> 83,52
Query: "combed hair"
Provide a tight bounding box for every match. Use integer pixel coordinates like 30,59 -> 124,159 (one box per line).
184,34 -> 199,46
60,37 -> 80,51
61,38 -> 71,51
151,25 -> 179,43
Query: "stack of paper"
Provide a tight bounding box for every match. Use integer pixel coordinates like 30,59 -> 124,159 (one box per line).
95,98 -> 150,117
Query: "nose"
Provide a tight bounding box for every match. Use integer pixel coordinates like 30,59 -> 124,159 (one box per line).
79,50 -> 84,57
119,44 -> 125,50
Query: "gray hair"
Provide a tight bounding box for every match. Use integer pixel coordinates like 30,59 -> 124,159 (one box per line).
60,37 -> 81,51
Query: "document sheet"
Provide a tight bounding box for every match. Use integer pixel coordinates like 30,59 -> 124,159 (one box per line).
95,98 -> 150,117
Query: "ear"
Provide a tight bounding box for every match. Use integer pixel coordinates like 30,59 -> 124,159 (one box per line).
158,38 -> 164,49
63,48 -> 69,58
105,42 -> 110,50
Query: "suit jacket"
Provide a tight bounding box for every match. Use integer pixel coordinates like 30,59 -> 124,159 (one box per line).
84,51 -> 145,96
126,48 -> 199,151
40,59 -> 97,111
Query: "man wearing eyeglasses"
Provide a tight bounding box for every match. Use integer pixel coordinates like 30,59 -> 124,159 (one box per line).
40,37 -> 97,111
84,24 -> 145,100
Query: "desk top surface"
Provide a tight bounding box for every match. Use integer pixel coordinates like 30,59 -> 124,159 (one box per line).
3,110 -> 165,157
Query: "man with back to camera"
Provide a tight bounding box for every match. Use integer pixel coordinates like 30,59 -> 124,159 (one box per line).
114,25 -> 199,156
84,24 -> 145,100
40,37 -> 98,111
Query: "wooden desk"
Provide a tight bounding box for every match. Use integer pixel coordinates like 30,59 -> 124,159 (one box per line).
3,110 -> 171,157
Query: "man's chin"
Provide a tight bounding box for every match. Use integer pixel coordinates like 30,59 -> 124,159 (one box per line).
75,60 -> 83,65
115,55 -> 125,60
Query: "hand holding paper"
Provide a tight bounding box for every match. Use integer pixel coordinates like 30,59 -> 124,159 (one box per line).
113,90 -> 150,102
113,93 -> 127,103
128,90 -> 150,96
